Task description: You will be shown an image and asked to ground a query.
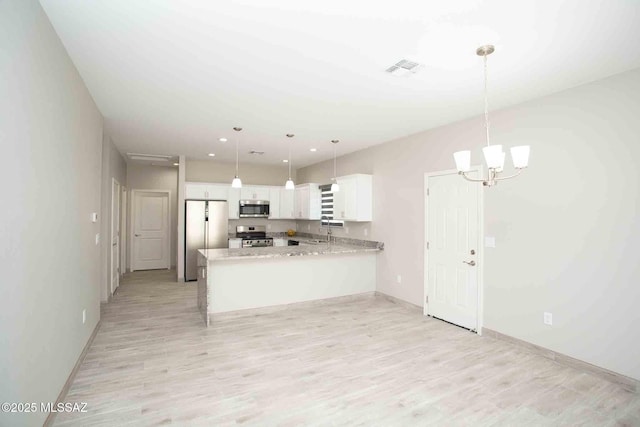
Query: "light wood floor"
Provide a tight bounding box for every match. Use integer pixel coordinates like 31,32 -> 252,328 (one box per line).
54,270 -> 640,426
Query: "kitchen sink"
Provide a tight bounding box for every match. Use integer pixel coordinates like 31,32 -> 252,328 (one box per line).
304,239 -> 326,245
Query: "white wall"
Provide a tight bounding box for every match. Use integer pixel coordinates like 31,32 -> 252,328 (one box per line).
297,69 -> 640,381
99,134 -> 127,301
0,1 -> 104,426
126,164 -> 179,269
186,159 -> 294,185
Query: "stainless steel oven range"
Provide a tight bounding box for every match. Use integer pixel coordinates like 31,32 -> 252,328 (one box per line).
236,225 -> 273,248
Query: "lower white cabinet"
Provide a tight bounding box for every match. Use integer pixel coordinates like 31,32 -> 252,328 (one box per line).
333,174 -> 372,222
228,238 -> 242,249
273,238 -> 287,247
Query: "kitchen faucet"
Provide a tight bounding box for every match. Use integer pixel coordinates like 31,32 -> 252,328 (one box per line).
321,216 -> 333,244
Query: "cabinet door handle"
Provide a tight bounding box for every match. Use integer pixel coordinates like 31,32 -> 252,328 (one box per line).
463,260 -> 476,266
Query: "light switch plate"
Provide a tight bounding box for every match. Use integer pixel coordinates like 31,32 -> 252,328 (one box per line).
544,312 -> 553,325
91,212 -> 98,223
95,234 -> 100,245
484,236 -> 496,248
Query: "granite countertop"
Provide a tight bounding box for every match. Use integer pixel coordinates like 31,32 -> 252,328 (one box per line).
198,242 -> 381,262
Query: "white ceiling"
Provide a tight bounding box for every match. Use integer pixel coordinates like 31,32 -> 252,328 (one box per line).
40,0 -> 640,168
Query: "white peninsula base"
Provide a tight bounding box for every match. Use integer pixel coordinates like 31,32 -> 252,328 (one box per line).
197,247 -> 378,325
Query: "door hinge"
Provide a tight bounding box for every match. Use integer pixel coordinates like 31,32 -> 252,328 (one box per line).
426,188 -> 429,196
426,241 -> 429,250
425,295 -> 429,304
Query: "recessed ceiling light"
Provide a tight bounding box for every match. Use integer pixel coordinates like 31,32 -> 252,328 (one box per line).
219,138 -> 227,142
173,163 -> 179,166
208,153 -> 215,157
282,159 -> 289,163
310,148 -> 317,152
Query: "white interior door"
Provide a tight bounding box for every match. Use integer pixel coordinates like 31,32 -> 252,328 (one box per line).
425,170 -> 481,330
110,180 -> 121,294
132,191 -> 170,271
120,187 -> 127,276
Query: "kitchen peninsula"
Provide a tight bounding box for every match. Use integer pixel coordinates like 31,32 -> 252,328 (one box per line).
196,240 -> 382,326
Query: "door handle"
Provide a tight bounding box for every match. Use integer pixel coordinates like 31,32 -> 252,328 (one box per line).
463,260 -> 476,266
135,234 -> 141,237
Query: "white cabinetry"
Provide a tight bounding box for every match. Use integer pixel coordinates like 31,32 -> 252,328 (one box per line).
279,188 -> 296,219
185,183 -> 229,200
294,184 -> 321,220
273,238 -> 287,247
227,188 -> 240,219
269,187 -> 281,219
228,238 -> 242,249
241,186 -> 270,200
333,174 -> 372,222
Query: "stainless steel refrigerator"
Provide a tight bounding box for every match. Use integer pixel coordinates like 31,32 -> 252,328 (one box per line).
185,200 -> 228,281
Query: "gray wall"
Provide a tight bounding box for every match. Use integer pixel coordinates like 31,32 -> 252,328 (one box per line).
99,135 -> 127,301
0,1 -> 104,426
297,68 -> 640,381
186,159 -> 294,186
126,164 -> 179,269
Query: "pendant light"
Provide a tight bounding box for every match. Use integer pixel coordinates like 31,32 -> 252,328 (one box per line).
453,45 -> 530,186
330,140 -> 340,192
231,127 -> 242,188
284,133 -> 295,190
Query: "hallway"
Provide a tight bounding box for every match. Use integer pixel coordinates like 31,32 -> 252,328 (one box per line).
53,271 -> 640,426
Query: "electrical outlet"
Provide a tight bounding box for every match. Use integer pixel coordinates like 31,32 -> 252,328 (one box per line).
397,275 -> 402,284
544,312 -> 553,325
82,309 -> 86,324
95,234 -> 100,245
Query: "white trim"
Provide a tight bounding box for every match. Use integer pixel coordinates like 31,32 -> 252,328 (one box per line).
423,166 -> 485,333
110,178 -> 121,296
130,189 -> 172,272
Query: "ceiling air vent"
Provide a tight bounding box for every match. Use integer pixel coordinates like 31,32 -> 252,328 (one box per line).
385,59 -> 422,77
127,153 -> 172,162
248,150 -> 265,155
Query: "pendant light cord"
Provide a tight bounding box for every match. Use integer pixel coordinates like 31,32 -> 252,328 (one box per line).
288,141 -> 292,179
484,53 -> 490,147
333,144 -> 337,179
235,136 -> 239,176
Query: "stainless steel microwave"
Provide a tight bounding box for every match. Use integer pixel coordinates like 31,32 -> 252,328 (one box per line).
239,200 -> 270,218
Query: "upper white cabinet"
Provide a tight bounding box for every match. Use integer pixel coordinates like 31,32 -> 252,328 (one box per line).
228,188 -> 240,219
279,188 -> 296,219
185,182 -> 229,200
295,184 -> 321,220
333,174 -> 372,222
241,186 -> 270,201
269,187 -> 281,218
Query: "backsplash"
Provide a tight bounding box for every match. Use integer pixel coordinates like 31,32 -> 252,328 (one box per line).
295,232 -> 383,249
228,218 -> 297,234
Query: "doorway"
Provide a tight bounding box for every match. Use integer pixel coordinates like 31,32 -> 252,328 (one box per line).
110,179 -> 121,295
424,168 -> 483,332
131,190 -> 171,271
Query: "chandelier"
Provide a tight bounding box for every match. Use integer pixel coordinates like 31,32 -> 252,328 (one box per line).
453,45 -> 530,186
